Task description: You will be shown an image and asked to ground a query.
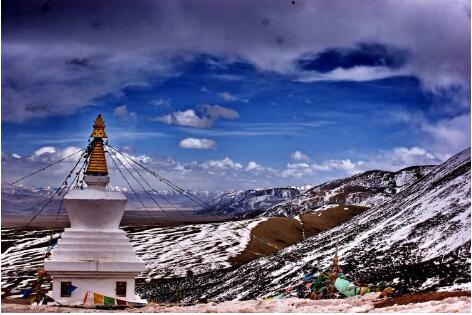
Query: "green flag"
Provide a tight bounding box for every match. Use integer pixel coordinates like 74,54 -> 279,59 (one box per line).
104,296 -> 115,305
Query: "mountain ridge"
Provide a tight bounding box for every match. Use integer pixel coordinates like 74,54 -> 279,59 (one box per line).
137,148 -> 470,302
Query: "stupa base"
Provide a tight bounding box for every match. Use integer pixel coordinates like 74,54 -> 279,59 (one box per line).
43,274 -> 147,306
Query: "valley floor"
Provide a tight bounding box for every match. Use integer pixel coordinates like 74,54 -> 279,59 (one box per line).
2,292 -> 470,313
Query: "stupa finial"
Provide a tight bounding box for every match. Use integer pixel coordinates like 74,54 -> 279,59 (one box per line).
85,114 -> 109,176
90,114 -> 107,138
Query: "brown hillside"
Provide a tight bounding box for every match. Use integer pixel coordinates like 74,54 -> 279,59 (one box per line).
300,205 -> 368,238
230,205 -> 369,266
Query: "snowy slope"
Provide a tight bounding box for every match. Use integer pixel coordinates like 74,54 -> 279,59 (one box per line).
141,149 -> 469,302
262,165 -> 435,217
1,218 -> 264,293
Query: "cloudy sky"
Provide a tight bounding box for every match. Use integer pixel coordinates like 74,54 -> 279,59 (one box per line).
2,0 -> 470,190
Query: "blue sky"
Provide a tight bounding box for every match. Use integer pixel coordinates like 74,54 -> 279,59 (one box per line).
2,0 -> 470,190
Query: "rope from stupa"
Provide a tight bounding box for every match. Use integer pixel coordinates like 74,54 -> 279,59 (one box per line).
108,144 -> 287,255
108,145 -> 185,216
107,149 -> 270,266
109,145 -> 285,252
2,148 -> 85,188
54,148 -> 91,221
107,144 -> 209,208
24,146 -> 88,228
106,149 -> 197,255
107,145 -> 204,248
107,144 -> 287,255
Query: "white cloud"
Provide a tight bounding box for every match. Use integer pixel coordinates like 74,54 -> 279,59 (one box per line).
201,157 -> 242,170
1,143 -> 455,191
33,146 -> 56,158
199,104 -> 239,120
12,153 -> 21,159
321,159 -> 364,175
152,109 -> 212,128
113,105 -> 137,119
179,138 -> 217,150
201,86 -> 211,93
151,99 -> 171,107
217,91 -> 237,102
290,150 -> 310,161
152,105 -> 239,128
281,162 -> 315,178
385,110 -> 470,160
419,114 -> 471,158
365,146 -> 442,171
246,161 -> 263,172
297,66 -> 405,83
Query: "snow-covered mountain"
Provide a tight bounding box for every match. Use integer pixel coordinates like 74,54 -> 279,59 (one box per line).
1,186 -> 60,216
200,166 -> 435,218
261,165 -> 435,217
1,186 -> 219,216
201,188 -> 302,217
137,148 -> 470,302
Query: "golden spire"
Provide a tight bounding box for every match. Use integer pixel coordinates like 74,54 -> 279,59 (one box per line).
85,115 -> 109,176
90,114 -> 107,138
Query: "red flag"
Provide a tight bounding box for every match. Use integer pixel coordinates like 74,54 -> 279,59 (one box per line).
116,299 -> 128,306
82,291 -> 89,304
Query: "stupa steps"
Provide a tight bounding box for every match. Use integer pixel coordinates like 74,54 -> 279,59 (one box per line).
63,229 -> 129,238
58,237 -> 131,244
51,250 -> 139,259
54,243 -> 135,251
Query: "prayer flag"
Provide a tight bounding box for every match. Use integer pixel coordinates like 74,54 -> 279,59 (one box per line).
117,299 -> 127,306
93,292 -> 104,304
65,285 -> 77,295
104,296 -> 116,305
82,291 -> 89,304
21,289 -> 33,298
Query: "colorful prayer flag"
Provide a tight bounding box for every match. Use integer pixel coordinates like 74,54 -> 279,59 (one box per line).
65,285 -> 77,295
82,291 -> 89,304
116,299 -> 127,306
21,288 -> 33,298
93,292 -> 104,304
104,296 -> 116,305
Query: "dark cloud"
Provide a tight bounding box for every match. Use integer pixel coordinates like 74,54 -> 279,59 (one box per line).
66,58 -> 92,68
298,43 -> 408,73
2,0 -> 470,122
25,103 -> 52,113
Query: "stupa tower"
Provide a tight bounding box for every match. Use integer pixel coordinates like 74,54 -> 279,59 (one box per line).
44,115 -> 146,305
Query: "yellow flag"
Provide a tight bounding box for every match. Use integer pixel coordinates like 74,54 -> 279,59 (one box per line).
93,292 -> 104,304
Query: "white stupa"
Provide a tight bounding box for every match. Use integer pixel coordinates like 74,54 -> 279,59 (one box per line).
44,115 -> 146,306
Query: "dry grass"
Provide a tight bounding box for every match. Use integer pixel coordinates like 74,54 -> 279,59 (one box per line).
230,205 -> 369,265
300,205 -> 368,238
229,217 -> 303,265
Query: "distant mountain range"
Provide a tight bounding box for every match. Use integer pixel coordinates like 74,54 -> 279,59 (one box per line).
200,165 -> 435,218
2,164 -> 436,221
1,186 -> 221,217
